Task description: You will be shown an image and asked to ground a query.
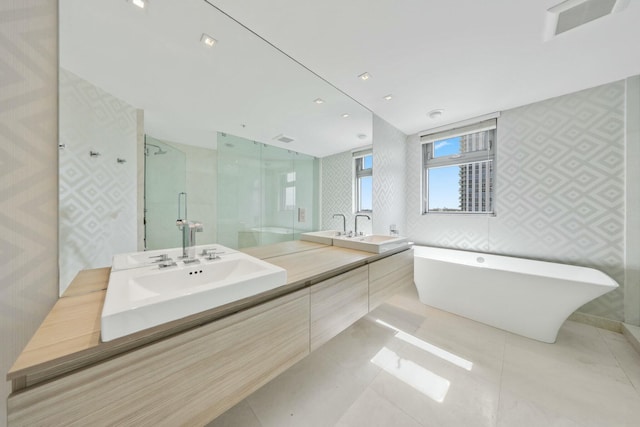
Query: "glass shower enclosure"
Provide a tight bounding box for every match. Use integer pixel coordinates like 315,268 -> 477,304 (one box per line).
217,132 -> 319,249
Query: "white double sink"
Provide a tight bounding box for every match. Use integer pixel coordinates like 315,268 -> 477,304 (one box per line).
300,230 -> 409,254
102,245 -> 286,342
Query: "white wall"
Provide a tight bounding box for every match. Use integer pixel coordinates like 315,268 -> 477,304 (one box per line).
0,2 -> 58,426
372,115 -> 407,236
58,68 -> 137,295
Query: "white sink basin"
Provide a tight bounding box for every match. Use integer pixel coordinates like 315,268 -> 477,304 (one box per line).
101,251 -> 286,341
112,244 -> 235,271
299,230 -> 340,245
333,234 -> 409,254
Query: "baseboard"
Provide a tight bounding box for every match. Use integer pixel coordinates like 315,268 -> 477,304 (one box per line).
622,323 -> 640,355
568,311 -> 622,333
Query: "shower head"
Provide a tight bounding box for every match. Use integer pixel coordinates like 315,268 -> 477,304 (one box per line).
145,143 -> 167,156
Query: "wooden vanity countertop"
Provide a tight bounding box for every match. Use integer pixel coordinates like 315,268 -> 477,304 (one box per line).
7,241 -> 410,388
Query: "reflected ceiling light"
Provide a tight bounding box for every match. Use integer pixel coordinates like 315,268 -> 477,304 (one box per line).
375,319 -> 473,371
357,133 -> 368,140
358,72 -> 371,81
132,0 -> 146,9
371,347 -> 450,403
313,98 -> 325,104
383,94 -> 393,101
342,113 -> 350,118
200,33 -> 217,47
428,109 -> 444,119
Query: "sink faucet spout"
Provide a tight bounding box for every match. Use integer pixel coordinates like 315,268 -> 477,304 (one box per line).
332,213 -> 346,234
355,214 -> 371,236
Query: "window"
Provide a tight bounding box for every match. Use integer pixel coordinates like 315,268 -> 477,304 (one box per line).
354,150 -> 373,213
280,171 -> 296,210
421,118 -> 496,214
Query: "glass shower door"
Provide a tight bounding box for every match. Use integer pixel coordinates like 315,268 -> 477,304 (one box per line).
144,136 -> 186,250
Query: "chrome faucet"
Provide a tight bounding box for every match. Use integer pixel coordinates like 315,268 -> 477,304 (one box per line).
176,192 -> 202,262
177,219 -> 203,262
355,214 -> 371,236
332,213 -> 346,234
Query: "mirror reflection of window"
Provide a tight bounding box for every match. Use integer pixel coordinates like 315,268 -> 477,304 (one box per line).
354,150 -> 373,213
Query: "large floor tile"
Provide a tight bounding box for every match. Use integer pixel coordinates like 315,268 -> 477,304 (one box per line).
368,342 -> 501,427
245,350 -> 372,427
501,329 -> 640,427
315,314 -> 403,384
496,390 -> 584,427
335,388 -> 423,427
598,328 -> 640,393
205,399 -> 262,427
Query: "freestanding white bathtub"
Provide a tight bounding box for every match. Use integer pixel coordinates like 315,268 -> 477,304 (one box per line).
413,245 -> 619,343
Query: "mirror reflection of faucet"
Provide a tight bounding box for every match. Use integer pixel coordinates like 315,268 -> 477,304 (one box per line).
176,192 -> 203,263
332,213 -> 346,235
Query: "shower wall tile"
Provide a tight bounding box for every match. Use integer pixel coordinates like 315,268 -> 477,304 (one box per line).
0,2 -> 59,425
59,68 -> 137,294
372,115 -> 407,236
406,81 -> 627,321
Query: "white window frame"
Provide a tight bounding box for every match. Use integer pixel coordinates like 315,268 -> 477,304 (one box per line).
353,149 -> 373,214
421,118 -> 497,215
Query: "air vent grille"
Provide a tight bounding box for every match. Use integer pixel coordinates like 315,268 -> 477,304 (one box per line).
273,134 -> 295,143
546,0 -> 629,38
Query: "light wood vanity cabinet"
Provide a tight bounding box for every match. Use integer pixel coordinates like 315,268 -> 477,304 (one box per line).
310,265 -> 369,351
368,248 -> 414,311
7,244 -> 414,426
8,290 -> 310,426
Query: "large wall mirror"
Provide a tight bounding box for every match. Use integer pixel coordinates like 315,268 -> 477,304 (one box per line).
58,0 -> 372,294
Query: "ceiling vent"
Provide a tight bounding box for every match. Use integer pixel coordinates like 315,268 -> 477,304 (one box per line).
545,0 -> 629,39
273,134 -> 295,143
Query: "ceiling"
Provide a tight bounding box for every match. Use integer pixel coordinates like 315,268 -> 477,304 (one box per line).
61,0 -> 640,157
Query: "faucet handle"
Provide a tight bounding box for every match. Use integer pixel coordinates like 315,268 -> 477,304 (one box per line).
150,253 -> 170,262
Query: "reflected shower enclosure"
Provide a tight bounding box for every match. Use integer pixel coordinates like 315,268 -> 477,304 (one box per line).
217,132 -> 319,249
144,136 -> 186,250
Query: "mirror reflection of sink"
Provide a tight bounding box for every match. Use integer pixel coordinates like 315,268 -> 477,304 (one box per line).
101,251 -> 286,342
112,244 -> 235,271
332,234 -> 409,254
299,230 -> 340,245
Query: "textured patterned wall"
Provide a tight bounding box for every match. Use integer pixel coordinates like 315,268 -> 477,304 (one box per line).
59,68 -> 137,294
372,115 -> 407,236
406,81 -> 627,321
0,2 -> 59,425
321,150 -> 373,235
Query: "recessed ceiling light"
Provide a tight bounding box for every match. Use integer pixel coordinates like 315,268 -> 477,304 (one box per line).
313,98 -> 325,104
342,113 -> 350,118
383,94 -> 393,101
358,72 -> 371,81
200,33 -> 217,47
132,0 -> 146,9
428,109 -> 444,119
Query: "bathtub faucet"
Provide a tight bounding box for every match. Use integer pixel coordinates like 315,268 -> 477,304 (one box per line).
354,214 -> 371,236
332,213 -> 346,234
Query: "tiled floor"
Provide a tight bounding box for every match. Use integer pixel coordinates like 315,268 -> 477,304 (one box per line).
208,286 -> 640,427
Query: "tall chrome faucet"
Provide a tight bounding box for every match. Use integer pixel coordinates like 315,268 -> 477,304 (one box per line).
176,192 -> 203,262
332,213 -> 346,234
355,214 -> 371,236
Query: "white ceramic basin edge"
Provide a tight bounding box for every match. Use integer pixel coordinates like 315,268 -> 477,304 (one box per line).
101,250 -> 286,342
